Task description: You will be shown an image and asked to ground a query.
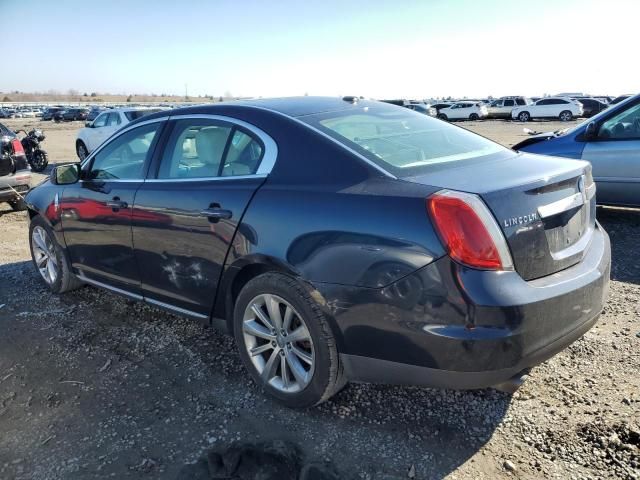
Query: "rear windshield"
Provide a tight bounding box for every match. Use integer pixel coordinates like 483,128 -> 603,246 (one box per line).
124,109 -> 161,121
299,104 -> 507,177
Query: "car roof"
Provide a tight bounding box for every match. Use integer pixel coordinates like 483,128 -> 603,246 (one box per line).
131,96 -> 383,126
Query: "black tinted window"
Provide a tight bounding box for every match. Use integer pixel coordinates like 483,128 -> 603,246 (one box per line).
124,109 -> 162,121
516,98 -> 525,105
504,99 -> 515,106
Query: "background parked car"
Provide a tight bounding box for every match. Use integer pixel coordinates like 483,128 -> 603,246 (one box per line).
513,93 -> 640,206
511,97 -> 583,122
42,107 -> 67,121
576,98 -> 608,118
487,96 -> 531,119
86,107 -> 107,121
75,107 -> 162,159
430,103 -> 452,115
54,108 -> 90,122
437,101 -> 488,121
610,94 -> 631,105
405,103 -> 437,116
0,121 -> 31,211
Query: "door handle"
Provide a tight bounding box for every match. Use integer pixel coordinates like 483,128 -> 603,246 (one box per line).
106,198 -> 128,209
199,208 -> 233,220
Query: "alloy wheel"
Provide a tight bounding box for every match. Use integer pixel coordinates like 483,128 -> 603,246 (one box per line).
31,226 -> 58,285
242,294 -> 315,393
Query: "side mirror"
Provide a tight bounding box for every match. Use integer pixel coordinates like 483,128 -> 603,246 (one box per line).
52,163 -> 81,185
584,122 -> 598,140
85,121 -> 93,128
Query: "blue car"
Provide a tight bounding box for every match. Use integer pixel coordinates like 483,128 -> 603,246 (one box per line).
514,94 -> 640,207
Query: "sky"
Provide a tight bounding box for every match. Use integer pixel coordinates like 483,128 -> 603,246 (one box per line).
2,0 -> 638,99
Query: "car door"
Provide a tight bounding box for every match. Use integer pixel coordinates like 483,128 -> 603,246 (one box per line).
502,99 -> 515,117
132,115 -> 275,317
581,99 -> 640,206
61,119 -> 166,293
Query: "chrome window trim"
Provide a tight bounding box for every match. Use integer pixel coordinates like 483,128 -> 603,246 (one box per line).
231,105 -> 397,179
161,113 -> 278,177
80,116 -> 170,170
146,173 -> 267,183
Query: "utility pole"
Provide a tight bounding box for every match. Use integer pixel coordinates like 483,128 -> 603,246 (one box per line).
184,83 -> 188,101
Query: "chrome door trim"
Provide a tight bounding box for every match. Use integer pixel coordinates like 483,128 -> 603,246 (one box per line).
145,297 -> 208,320
165,113 -> 278,176
77,274 -> 143,301
77,273 -> 209,320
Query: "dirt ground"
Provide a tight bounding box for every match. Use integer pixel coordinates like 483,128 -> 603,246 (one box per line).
0,117 -> 638,480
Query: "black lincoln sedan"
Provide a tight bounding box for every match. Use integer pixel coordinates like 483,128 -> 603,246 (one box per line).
24,97 -> 610,408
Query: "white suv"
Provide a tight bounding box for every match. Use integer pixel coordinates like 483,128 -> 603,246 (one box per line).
437,102 -> 488,121
75,108 -> 162,160
511,97 -> 583,122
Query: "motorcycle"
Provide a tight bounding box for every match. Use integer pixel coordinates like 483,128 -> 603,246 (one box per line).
15,129 -> 48,172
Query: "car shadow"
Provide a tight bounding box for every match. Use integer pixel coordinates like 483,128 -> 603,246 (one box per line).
597,206 -> 640,285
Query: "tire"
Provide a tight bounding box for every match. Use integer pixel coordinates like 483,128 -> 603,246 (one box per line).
9,198 -> 27,211
233,272 -> 345,408
559,110 -> 573,122
29,215 -> 83,294
469,113 -> 479,121
30,151 -> 48,172
518,111 -> 530,122
76,141 -> 89,161
437,113 -> 448,121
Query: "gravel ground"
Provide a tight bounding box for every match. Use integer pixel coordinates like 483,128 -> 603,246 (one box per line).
0,118 -> 638,479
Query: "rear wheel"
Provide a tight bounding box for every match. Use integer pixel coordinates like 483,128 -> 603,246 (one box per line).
234,272 -> 345,408
518,111 -> 530,122
559,110 -> 573,122
437,113 -> 448,121
469,113 -> 479,121
29,151 -> 48,172
29,215 -> 83,294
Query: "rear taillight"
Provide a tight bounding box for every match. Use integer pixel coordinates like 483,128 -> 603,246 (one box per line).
427,190 -> 513,271
11,139 -> 25,156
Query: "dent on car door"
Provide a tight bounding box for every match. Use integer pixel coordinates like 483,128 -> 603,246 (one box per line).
581,100 -> 640,206
61,121 -> 165,293
132,117 -> 271,316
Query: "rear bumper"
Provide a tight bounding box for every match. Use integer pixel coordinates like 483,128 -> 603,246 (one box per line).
315,224 -> 611,389
0,170 -> 31,201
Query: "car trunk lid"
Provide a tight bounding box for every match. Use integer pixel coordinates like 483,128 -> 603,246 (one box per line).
404,152 -> 596,280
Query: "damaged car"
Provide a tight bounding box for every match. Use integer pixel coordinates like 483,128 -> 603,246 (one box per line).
24,97 -> 610,408
0,121 -> 31,211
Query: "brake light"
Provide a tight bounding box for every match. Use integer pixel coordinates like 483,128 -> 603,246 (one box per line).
427,190 -> 513,271
11,139 -> 24,156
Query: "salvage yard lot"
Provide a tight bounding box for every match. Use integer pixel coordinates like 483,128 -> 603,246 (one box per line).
0,119 -> 638,479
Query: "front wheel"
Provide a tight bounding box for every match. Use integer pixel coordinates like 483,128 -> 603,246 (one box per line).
559,110 -> 573,122
29,216 -> 83,293
437,113 -> 448,121
469,113 -> 479,121
517,111 -> 530,122
234,272 -> 345,408
29,150 -> 48,172
76,141 -> 89,161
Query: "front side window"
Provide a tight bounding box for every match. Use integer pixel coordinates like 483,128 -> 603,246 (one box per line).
300,103 -> 508,177
93,113 -> 108,128
599,101 -> 640,140
157,119 -> 264,179
88,122 -> 161,180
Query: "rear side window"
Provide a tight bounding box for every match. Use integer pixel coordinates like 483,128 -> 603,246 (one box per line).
300,104 -> 507,177
504,99 -> 515,106
157,119 -> 264,179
